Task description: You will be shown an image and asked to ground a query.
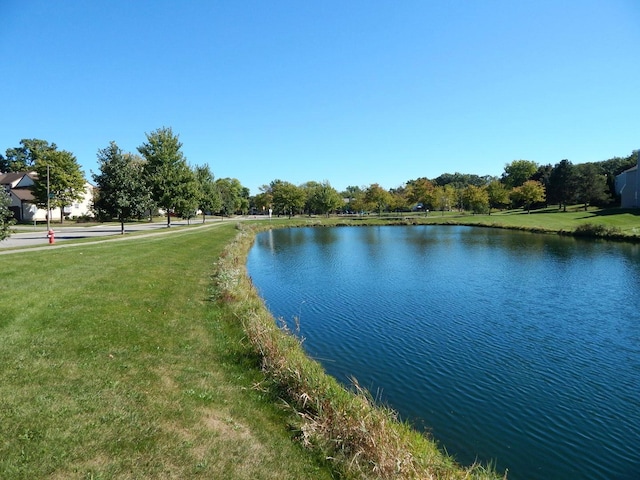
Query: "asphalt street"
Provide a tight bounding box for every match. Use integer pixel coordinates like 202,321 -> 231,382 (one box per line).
0,219 -> 228,251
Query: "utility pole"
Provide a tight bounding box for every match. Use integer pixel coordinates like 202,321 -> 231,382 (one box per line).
46,164 -> 50,231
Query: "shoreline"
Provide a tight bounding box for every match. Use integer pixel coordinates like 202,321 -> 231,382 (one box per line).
214,220 -> 504,479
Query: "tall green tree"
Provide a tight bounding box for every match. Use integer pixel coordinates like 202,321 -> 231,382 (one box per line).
31,149 -> 85,223
389,186 -> 410,212
1,139 -> 57,172
486,180 -> 510,213
270,179 -> 305,218
253,184 -> 274,215
511,180 -> 545,213
216,177 -> 247,217
194,165 -> 222,223
305,181 -> 343,216
138,127 -> 193,227
92,142 -> 153,234
462,185 -> 489,214
172,167 -> 201,224
502,160 -> 539,188
363,183 -> 392,215
433,184 -> 457,214
547,159 -> 576,211
405,177 -> 435,210
0,189 -> 16,240
574,163 -> 610,210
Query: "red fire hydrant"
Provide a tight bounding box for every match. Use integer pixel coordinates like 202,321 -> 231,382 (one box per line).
47,229 -> 55,244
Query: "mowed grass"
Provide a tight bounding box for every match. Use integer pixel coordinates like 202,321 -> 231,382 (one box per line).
263,206 -> 640,239
0,223 -> 334,479
448,206 -> 640,234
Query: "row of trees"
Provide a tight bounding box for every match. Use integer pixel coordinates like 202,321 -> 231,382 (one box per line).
2,132 -> 637,238
347,154 -> 636,216
0,130 -> 250,234
252,153 -> 637,218
93,127 -> 249,232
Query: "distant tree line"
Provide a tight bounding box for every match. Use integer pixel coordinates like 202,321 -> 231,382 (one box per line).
1,131 -> 637,239
250,153 -> 637,217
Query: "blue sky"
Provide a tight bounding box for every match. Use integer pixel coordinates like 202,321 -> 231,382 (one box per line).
2,1 -> 639,195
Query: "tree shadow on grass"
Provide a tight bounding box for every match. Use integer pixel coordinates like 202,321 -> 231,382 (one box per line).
588,207 -> 640,217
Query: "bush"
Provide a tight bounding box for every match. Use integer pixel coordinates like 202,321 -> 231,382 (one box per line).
573,223 -> 621,237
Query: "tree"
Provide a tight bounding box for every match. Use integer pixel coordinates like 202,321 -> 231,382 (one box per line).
574,163 -> 610,210
0,189 -> 16,240
194,165 -> 221,223
253,185 -> 274,215
172,168 -> 201,224
388,186 -> 410,212
138,127 -> 194,227
92,142 -> 153,234
433,172 -> 487,188
301,181 -> 321,215
405,177 -> 435,210
2,139 -> 57,172
305,181 -> 343,216
215,177 -> 247,217
433,184 -> 457,214
31,149 -> 85,223
547,159 -> 576,211
532,164 -> 553,207
363,183 -> 392,215
270,179 -> 305,218
342,185 -> 361,213
486,180 -> 510,213
502,160 -> 539,188
601,150 -> 638,200
511,180 -> 545,213
462,185 -> 489,214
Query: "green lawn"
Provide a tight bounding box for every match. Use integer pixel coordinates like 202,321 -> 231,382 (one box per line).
277,205 -> 640,239
0,222 -> 333,479
2,206 -> 636,479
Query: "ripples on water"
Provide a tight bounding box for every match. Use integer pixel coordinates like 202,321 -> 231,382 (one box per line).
247,226 -> 640,480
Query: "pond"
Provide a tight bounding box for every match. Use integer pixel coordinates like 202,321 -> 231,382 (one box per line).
246,225 -> 640,480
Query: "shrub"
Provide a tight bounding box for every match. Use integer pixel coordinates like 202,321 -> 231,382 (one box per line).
573,223 -> 621,237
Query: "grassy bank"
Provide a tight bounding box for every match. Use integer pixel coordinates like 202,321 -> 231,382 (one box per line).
0,222 -> 334,479
213,222 -> 502,479
259,205 -> 640,241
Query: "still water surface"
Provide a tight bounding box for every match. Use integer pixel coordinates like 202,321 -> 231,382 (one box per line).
247,226 -> 640,480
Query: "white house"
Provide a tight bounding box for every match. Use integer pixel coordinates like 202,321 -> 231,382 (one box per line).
0,172 -> 94,221
615,158 -> 640,208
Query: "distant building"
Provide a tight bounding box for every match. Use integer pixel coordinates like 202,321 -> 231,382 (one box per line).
0,171 -> 94,221
615,157 -> 640,208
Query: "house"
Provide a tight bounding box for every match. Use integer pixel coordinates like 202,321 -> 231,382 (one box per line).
615,157 -> 640,208
0,172 -> 95,221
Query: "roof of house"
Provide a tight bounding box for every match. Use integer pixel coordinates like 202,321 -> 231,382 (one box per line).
0,172 -> 27,185
0,171 -> 37,187
10,188 -> 35,202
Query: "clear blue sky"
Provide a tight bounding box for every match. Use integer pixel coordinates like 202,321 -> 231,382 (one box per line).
2,0 -> 639,195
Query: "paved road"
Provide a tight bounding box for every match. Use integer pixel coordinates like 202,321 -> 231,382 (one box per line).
0,218 -> 237,251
